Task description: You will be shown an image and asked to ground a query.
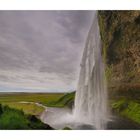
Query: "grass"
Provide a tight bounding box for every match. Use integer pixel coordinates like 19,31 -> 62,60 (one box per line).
0,92 -> 64,115
0,92 -> 74,115
0,93 -> 64,106
2,102 -> 44,115
48,92 -> 75,107
111,99 -> 140,124
0,92 -> 75,130
0,104 -> 53,130
0,105 -> 29,129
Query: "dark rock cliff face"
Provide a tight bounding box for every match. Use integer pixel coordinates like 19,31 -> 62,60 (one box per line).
98,11 -> 140,96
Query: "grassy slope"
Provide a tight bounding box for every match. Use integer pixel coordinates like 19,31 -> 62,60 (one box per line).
0,104 -> 53,130
111,99 -> 140,124
48,92 -> 75,107
2,102 -> 44,115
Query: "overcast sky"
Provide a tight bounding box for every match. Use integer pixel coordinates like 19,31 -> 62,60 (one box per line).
0,11 -> 94,92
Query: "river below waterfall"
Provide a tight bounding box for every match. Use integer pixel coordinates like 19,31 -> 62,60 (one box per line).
40,108 -> 140,130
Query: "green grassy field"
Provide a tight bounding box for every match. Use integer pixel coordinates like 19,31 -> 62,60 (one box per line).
0,93 -> 65,115
0,93 -> 64,105
0,92 -> 74,130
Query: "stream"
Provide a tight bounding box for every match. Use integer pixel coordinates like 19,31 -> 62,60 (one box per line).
40,107 -> 140,130
17,101 -> 140,129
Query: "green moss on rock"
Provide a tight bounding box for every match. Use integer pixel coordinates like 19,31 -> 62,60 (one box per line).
112,99 -> 140,124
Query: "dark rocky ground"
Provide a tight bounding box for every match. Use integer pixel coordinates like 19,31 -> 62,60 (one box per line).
70,115 -> 140,130
107,115 -> 140,130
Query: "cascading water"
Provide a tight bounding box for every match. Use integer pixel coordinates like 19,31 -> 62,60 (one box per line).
73,11 -> 108,129
41,11 -> 108,130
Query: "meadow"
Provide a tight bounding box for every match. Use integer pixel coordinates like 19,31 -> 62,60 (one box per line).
0,93 -> 64,115
0,92 -> 75,115
0,92 -> 75,129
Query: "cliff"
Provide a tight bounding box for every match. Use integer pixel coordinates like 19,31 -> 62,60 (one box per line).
98,11 -> 140,97
98,11 -> 140,125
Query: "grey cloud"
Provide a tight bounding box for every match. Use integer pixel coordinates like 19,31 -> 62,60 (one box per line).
0,11 -> 94,92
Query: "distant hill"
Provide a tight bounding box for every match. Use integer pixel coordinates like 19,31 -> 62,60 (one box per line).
48,91 -> 75,108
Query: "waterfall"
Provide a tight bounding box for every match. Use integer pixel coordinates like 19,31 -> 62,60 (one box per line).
73,11 -> 108,129
41,11 -> 108,130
